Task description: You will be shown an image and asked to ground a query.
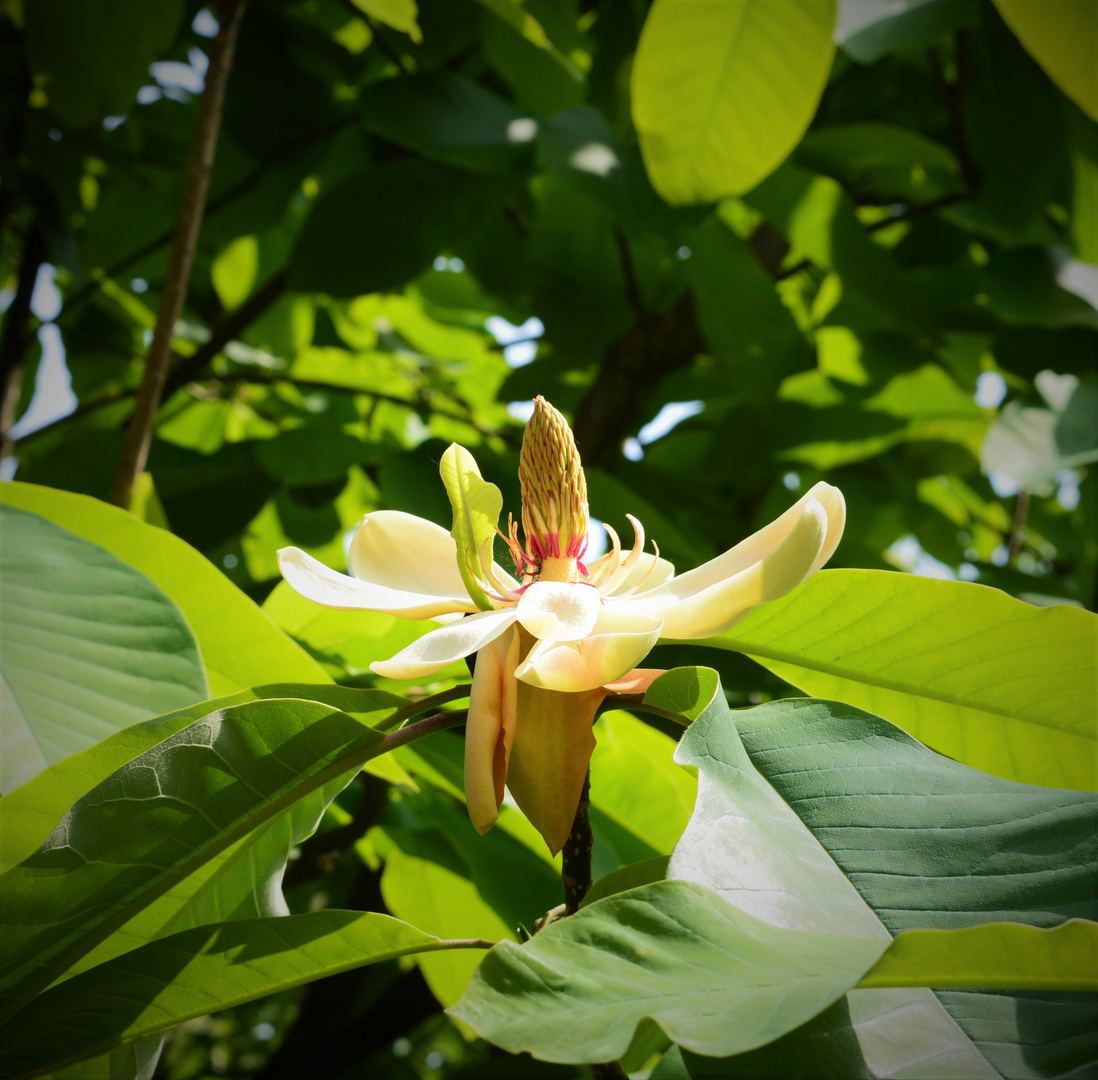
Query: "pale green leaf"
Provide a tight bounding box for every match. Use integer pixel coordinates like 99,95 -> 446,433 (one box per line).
0,505 -> 207,793
695,569 -> 1098,790
450,880 -> 886,1063
0,694 -> 429,1023
580,856 -> 670,908
631,0 -> 837,203
0,911 -> 471,1079
351,0 -> 422,42
439,442 -> 502,611
860,921 -> 1098,991
993,0 -> 1098,121
0,483 -> 329,696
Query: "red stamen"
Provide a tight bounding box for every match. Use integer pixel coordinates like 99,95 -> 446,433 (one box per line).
578,560 -> 590,578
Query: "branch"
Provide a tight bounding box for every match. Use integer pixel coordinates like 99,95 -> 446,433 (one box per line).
53,117 -> 353,330
0,223 -> 46,460
160,269 -> 287,398
338,0 -> 410,73
561,770 -> 593,915
110,0 -> 249,508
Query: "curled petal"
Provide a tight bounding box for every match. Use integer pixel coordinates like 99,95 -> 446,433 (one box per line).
515,608 -> 664,692
278,546 -> 477,621
622,497 -> 830,639
516,581 -> 600,643
505,680 -> 601,855
370,608 -> 518,680
349,511 -> 480,603
464,626 -> 519,835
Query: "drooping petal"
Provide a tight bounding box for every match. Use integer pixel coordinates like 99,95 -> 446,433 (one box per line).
464,626 -> 519,835
349,510 -> 483,600
516,581 -> 600,642
278,546 -> 478,620
632,482 -> 844,601
587,551 -> 675,596
370,608 -> 518,680
514,608 -> 664,693
505,679 -> 601,855
621,497 -> 830,639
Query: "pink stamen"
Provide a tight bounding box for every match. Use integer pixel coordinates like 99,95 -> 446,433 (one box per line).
530,535 -> 546,561
513,581 -> 536,596
578,560 -> 590,578
550,531 -> 560,558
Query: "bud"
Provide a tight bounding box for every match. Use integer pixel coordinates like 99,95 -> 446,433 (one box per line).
518,397 -> 590,583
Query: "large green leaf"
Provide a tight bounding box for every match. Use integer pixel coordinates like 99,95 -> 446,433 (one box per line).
993,0 -> 1098,122
726,696 -> 1098,1078
0,911 -> 477,1080
0,506 -> 207,793
643,671 -> 1000,1078
860,922 -> 1098,992
451,880 -> 885,1063
0,694 -> 437,1023
24,0 -> 183,127
631,0 -> 837,203
0,483 -> 328,696
696,569 -> 1098,790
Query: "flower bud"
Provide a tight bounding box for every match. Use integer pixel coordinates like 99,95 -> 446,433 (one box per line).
518,397 -> 590,581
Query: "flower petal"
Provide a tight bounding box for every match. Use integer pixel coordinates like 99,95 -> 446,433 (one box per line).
370,608 -> 518,680
464,626 -> 519,835
587,551 -> 675,596
505,681 -> 601,855
349,510 -> 469,597
515,607 -> 664,692
633,481 -> 844,601
516,581 -> 600,642
624,496 -> 830,639
278,546 -> 478,620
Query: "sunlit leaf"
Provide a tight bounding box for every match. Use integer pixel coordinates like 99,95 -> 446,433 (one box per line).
0,505 -> 207,793
632,0 -> 837,203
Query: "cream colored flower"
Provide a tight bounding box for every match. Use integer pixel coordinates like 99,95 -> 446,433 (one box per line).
278,398 -> 844,853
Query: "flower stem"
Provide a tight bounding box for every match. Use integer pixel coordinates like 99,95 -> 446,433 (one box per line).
561,769 -> 593,915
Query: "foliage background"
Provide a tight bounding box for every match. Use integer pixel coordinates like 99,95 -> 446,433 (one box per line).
0,0 -> 1095,1076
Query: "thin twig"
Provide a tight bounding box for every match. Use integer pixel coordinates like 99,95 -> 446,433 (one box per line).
864,189 -> 971,233
0,223 -> 46,461
338,0 -> 410,73
160,269 -> 287,398
110,0 -> 249,508
373,683 -> 472,733
1007,489 -> 1030,565
561,770 -> 593,915
613,225 -> 650,330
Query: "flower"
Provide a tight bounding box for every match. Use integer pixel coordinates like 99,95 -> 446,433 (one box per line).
278,397 -> 845,853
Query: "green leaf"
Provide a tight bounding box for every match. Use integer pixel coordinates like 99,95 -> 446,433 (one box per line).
0,694 -> 425,1023
631,0 -> 837,203
993,0 -> 1098,121
860,921 -> 1098,992
0,483 -> 328,696
24,0 -> 183,127
731,696 -> 1097,1077
835,0 -> 978,64
439,442 -> 502,611
359,72 -> 522,173
0,911 -> 472,1080
580,856 -> 670,909
451,880 -> 885,1063
289,161 -> 476,297
0,684 -> 411,875
665,687 -> 1003,1078
351,0 -> 422,42
696,568 -> 1098,790
0,505 -> 207,793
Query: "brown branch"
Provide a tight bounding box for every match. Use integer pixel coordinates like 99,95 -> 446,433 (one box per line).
110,0 -> 249,508
613,226 -> 650,329
160,269 -> 287,398
1007,489 -> 1030,565
53,118 -> 353,330
0,223 -> 46,461
864,188 -> 972,233
561,770 -> 593,915
572,291 -> 705,466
